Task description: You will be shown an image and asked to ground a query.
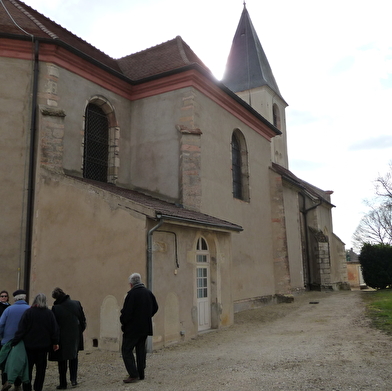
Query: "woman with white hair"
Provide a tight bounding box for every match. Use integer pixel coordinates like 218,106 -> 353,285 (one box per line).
12,294 -> 59,391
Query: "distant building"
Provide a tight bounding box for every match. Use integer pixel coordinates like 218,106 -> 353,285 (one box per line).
346,249 -> 366,289
0,1 -> 349,350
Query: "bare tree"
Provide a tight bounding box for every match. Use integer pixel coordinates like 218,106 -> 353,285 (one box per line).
353,202 -> 392,250
352,164 -> 392,251
375,162 -> 392,199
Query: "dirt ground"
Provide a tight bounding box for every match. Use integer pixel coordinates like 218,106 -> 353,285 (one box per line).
41,290 -> 392,391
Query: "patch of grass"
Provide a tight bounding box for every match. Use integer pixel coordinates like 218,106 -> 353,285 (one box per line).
363,289 -> 392,335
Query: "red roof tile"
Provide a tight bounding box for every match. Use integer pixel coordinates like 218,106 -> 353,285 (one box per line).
1,1 -> 211,80
117,36 -> 212,81
0,0 -> 122,71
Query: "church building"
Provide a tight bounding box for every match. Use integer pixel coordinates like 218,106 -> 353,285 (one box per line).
0,0 -> 349,350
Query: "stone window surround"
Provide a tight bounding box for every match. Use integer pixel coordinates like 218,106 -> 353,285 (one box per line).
81,95 -> 120,184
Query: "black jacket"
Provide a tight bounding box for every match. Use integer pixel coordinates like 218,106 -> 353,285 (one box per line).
13,307 -> 59,350
0,302 -> 10,317
120,284 -> 158,337
50,295 -> 86,361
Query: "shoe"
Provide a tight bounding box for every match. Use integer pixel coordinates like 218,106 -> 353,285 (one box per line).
56,386 -> 67,390
13,386 -> 22,391
1,382 -> 11,391
123,377 -> 138,383
139,371 -> 145,380
71,381 -> 78,387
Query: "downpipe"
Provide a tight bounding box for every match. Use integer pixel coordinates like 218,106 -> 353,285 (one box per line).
24,38 -> 40,296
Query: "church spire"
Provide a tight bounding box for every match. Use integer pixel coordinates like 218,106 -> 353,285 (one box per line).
222,5 -> 283,100
223,4 -> 289,168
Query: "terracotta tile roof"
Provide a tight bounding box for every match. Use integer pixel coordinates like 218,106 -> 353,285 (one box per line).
0,0 -> 122,72
72,176 -> 243,232
117,36 -> 212,81
1,1 -> 211,80
271,163 -> 335,207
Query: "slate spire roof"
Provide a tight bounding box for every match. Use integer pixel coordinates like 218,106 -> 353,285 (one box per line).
222,4 -> 283,99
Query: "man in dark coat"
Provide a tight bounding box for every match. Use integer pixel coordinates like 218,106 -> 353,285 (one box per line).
50,288 -> 86,389
120,273 -> 158,383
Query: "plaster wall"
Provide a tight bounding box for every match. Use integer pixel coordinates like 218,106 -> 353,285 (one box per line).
193,92 -> 276,301
0,57 -> 33,292
31,170 -> 233,349
330,233 -> 349,287
30,170 -> 147,350
282,186 -> 305,290
128,90 -> 184,200
151,228 -> 232,348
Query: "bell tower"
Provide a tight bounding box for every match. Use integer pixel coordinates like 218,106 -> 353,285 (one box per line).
222,3 -> 289,168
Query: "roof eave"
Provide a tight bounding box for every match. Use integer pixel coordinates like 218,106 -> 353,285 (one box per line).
155,213 -> 243,233
271,164 -> 335,207
0,32 -> 133,84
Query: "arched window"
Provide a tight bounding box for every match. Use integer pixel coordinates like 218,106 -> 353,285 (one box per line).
231,130 -> 250,201
196,237 -> 209,257
232,133 -> 242,199
273,104 -> 281,130
83,103 -> 109,182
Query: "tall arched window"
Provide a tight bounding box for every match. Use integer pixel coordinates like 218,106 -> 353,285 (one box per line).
83,103 -> 109,182
232,133 -> 242,199
273,104 -> 281,130
231,130 -> 250,201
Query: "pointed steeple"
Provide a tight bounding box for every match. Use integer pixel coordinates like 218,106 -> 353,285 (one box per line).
222,4 -> 283,100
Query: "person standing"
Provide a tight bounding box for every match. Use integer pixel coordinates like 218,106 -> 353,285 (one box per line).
50,287 -> 86,389
12,293 -> 59,391
0,292 -> 10,317
0,290 -> 30,391
120,273 -> 158,383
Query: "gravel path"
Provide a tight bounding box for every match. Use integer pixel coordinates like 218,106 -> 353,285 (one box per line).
41,290 -> 392,391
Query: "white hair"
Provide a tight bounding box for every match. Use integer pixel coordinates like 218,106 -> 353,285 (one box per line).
32,293 -> 47,308
14,294 -> 26,301
129,273 -> 142,285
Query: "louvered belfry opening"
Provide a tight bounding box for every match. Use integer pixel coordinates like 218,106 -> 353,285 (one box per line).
83,104 -> 109,182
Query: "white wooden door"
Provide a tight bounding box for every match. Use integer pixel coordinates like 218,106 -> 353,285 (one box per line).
197,265 -> 210,331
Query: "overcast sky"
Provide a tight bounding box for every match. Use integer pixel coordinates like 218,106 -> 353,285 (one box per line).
18,0 -> 392,249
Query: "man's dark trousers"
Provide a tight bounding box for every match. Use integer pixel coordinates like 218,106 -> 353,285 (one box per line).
122,334 -> 147,379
